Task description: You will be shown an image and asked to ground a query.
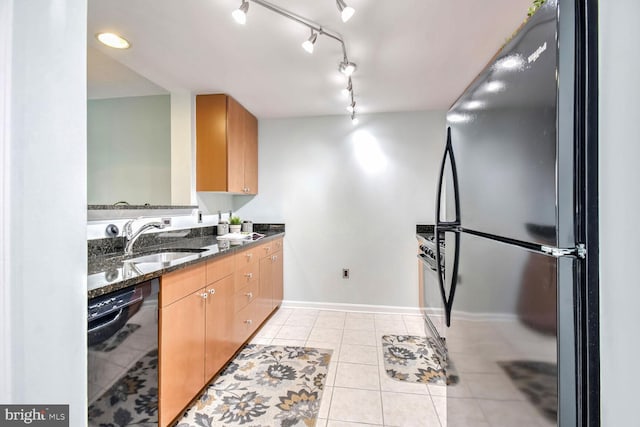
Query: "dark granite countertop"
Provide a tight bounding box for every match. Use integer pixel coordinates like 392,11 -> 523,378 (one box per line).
88,226 -> 285,299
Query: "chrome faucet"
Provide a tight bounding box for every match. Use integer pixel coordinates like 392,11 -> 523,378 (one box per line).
123,218 -> 167,255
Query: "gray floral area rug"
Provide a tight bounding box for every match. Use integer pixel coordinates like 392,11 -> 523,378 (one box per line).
88,349 -> 158,426
178,344 -> 332,427
499,360 -> 557,422
382,335 -> 447,385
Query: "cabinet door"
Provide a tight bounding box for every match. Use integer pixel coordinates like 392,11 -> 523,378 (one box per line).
272,249 -> 283,309
159,288 -> 206,426
258,255 -> 273,322
205,275 -> 234,380
227,96 -> 245,193
195,94 -> 228,192
243,109 -> 258,194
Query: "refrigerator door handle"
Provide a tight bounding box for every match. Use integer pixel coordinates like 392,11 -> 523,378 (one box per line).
435,127 -> 461,232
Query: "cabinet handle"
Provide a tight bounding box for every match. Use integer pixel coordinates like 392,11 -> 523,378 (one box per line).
244,319 -> 253,325
245,253 -> 253,259
209,288 -> 216,295
264,247 -> 271,253
200,293 -> 208,300
272,255 -> 277,262
244,273 -> 253,279
245,292 -> 253,299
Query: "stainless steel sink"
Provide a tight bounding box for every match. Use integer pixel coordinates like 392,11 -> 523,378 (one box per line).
125,249 -> 205,264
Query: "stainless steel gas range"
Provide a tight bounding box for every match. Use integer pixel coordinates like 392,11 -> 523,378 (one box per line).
417,229 -> 446,358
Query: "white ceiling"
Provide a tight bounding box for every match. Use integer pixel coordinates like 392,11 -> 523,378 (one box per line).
87,0 -> 534,118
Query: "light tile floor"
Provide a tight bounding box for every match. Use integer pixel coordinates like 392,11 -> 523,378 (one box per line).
250,307 -> 444,426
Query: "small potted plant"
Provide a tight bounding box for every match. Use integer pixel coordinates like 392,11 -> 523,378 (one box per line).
229,216 -> 242,233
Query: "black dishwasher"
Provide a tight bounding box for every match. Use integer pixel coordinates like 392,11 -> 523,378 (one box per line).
88,278 -> 159,426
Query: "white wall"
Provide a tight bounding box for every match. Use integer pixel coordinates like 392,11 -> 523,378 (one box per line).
3,0 -> 87,424
234,111 -> 445,308
599,1 -> 640,424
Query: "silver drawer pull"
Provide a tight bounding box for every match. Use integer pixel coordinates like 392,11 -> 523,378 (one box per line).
244,273 -> 253,279
209,289 -> 216,295
200,293 -> 208,300
245,319 -> 253,325
245,292 -> 253,299
245,253 -> 253,259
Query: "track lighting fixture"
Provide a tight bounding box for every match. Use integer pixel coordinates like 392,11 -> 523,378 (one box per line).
351,113 -> 359,125
302,30 -> 318,54
336,0 -> 355,23
339,60 -> 357,76
232,0 -> 359,121
232,0 -> 250,25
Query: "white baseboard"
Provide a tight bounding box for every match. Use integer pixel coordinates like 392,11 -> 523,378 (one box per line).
281,300 -> 422,316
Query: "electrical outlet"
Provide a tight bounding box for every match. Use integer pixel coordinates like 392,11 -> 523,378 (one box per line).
342,269 -> 350,279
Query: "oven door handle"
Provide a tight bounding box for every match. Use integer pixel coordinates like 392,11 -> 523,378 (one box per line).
88,306 -> 128,334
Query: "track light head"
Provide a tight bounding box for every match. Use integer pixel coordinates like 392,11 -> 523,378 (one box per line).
351,113 -> 359,125
346,101 -> 356,113
339,60 -> 357,76
302,30 -> 318,54
336,0 -> 355,22
341,77 -> 353,97
232,0 -> 249,25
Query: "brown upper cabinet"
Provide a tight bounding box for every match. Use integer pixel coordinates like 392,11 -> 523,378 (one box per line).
196,94 -> 258,194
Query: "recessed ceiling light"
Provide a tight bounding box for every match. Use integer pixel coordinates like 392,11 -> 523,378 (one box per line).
96,32 -> 131,49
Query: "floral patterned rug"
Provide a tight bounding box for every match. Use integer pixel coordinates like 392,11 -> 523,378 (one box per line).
88,348 -> 158,426
177,344 -> 332,427
381,335 -> 447,385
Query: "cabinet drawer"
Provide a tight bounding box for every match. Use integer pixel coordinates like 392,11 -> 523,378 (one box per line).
160,264 -> 206,308
235,247 -> 259,267
233,301 -> 259,345
234,281 -> 258,313
206,254 -> 234,284
234,263 -> 259,292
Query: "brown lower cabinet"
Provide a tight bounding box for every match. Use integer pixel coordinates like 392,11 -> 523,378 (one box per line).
158,238 -> 284,426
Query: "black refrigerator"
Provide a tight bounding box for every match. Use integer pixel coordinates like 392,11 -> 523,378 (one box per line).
434,0 -> 588,425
